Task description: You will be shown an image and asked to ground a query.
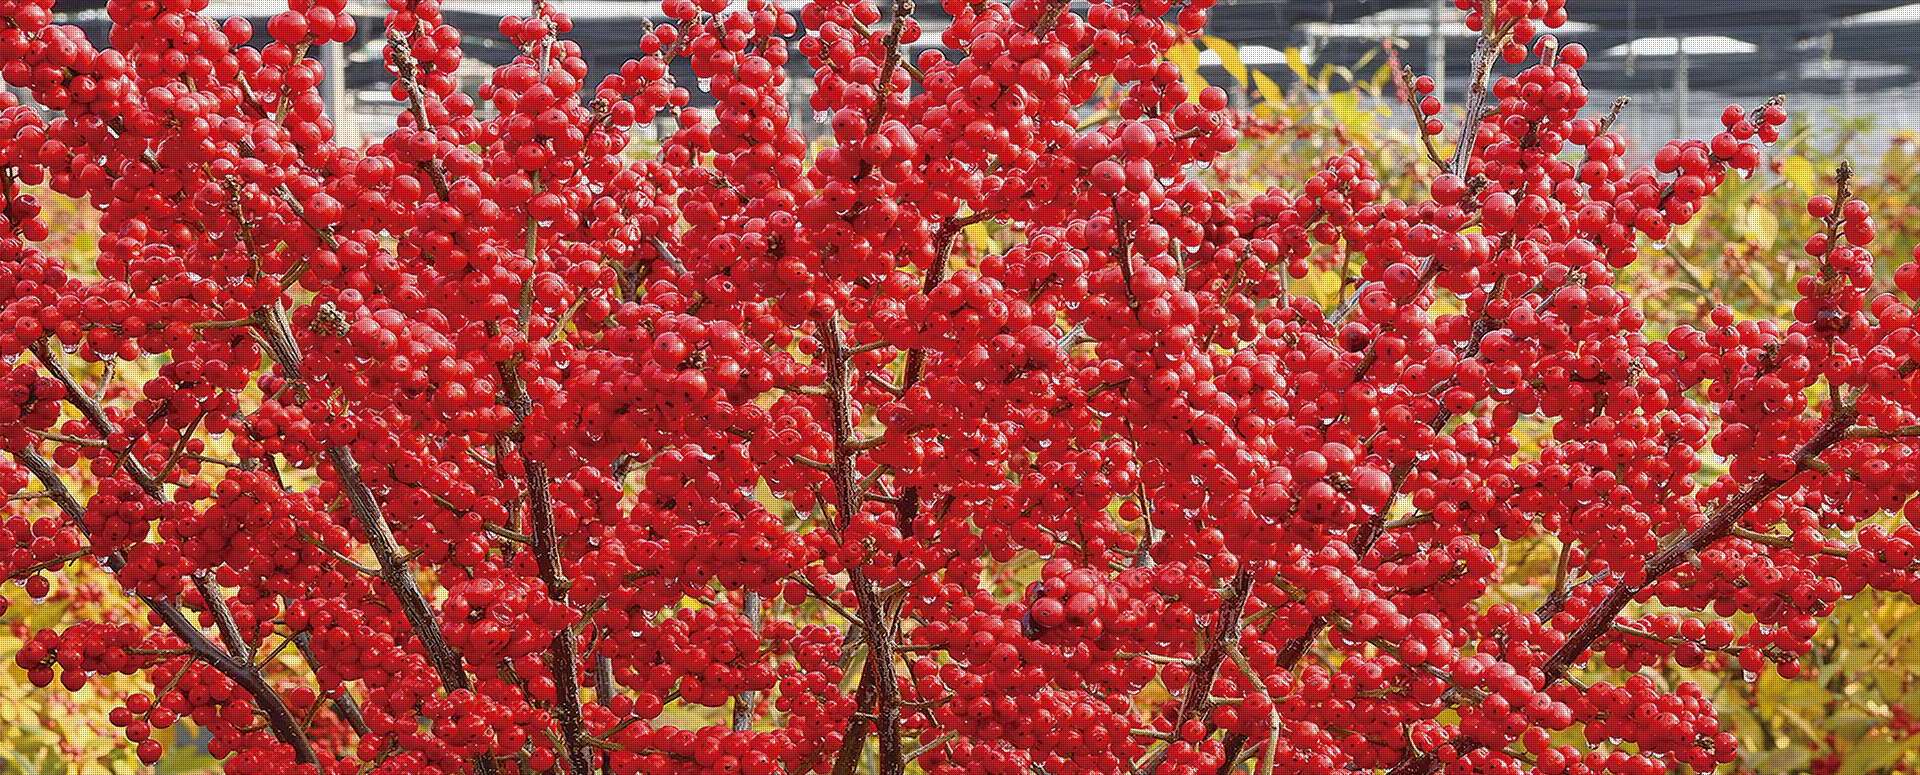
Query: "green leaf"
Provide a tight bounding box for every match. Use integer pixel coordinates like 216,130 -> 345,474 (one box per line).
1750,747 -> 1813,773
1828,710 -> 1885,740
1200,36 -> 1247,85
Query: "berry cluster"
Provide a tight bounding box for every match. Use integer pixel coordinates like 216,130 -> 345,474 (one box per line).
4,0 -> 1920,774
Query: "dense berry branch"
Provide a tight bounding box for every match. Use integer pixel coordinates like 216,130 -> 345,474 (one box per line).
1386,404 -> 1861,775
10,447 -> 321,765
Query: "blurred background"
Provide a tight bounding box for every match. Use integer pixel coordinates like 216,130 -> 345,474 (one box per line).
19,0 -> 1920,164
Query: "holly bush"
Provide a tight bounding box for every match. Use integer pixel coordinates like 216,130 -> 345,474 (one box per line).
5,0 -> 1920,774
1204,54 -> 1920,775
0,192 -> 231,775
1159,44 -> 1920,775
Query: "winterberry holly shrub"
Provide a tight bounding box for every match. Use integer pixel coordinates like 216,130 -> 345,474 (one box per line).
1200,75 -> 1920,774
4,0 -> 1920,773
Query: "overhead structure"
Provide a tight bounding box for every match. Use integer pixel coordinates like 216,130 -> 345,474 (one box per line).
1244,1 -> 1920,98
39,0 -> 1920,148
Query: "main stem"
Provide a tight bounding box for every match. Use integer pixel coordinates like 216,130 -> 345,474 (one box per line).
501,364 -> 592,775
251,307 -> 490,729
1142,568 -> 1256,775
820,317 -> 905,775
890,221 -> 959,536
489,8 -> 591,772
732,590 -> 764,731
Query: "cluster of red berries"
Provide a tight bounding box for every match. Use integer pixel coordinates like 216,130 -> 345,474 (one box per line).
5,0 -> 1920,773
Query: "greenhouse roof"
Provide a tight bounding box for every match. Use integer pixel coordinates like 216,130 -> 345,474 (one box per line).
39,0 -> 1920,99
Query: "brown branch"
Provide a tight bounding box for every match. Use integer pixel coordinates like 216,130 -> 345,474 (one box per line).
29,341 -> 297,739
10,448 -> 319,765
732,590 -> 763,731
1221,299 -> 1510,771
488,10 -> 588,768
6,549 -> 91,578
905,731 -> 957,761
384,28 -> 453,200
193,576 -> 254,662
820,317 -> 905,775
648,236 -> 689,275
495,328 -> 590,775
1729,525 -> 1852,558
27,429 -> 106,447
1143,568 -> 1255,775
1385,406 -> 1860,775
481,521 -> 535,546
888,219 -> 965,538
1449,27 -> 1504,175
30,340 -> 168,498
247,307 -> 487,740
297,530 -> 383,577
1224,643 -> 1280,775
274,41 -> 312,126
865,0 -> 915,127
1331,23 -> 1507,329
1397,65 -> 1450,172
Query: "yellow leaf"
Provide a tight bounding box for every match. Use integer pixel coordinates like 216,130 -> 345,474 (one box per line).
1165,41 -> 1199,76
964,222 -> 999,255
1369,62 -> 1394,95
1669,219 -> 1697,250
1163,41 -> 1210,103
1285,47 -> 1311,86
1781,155 -> 1817,192
1251,71 -> 1285,105
1743,205 -> 1780,249
1884,145 -> 1915,178
1354,47 -> 1379,72
1200,36 -> 1247,85
1329,91 -> 1371,132
1302,265 -> 1343,302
